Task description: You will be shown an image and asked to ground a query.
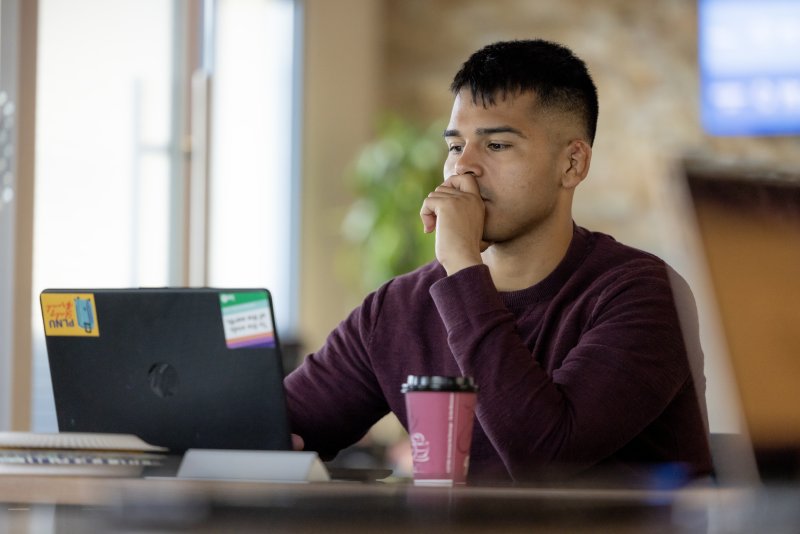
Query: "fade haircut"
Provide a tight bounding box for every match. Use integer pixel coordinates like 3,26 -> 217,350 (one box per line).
450,39 -> 599,145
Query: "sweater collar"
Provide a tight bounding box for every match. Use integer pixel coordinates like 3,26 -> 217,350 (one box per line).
498,224 -> 594,310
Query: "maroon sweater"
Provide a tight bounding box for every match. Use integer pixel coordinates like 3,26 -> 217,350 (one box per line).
285,226 -> 712,483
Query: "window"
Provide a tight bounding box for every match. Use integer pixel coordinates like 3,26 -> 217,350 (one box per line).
208,0 -> 300,333
0,0 -> 13,431
30,0 -> 300,431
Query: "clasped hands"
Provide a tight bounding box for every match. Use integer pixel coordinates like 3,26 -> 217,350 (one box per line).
420,174 -> 489,275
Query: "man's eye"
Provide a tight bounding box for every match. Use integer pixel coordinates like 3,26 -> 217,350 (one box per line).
488,143 -> 509,151
448,145 -> 463,154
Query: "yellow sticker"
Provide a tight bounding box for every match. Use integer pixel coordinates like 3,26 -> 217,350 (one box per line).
41,293 -> 100,337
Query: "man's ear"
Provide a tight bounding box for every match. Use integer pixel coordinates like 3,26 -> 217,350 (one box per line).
561,139 -> 592,189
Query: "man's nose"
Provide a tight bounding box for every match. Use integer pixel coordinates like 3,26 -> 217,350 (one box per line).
454,144 -> 481,176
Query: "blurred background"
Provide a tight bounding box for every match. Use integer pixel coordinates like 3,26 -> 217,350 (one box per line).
1,0 -> 799,474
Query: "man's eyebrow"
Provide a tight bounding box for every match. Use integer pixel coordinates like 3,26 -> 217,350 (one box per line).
443,126 -> 527,138
476,126 -> 527,138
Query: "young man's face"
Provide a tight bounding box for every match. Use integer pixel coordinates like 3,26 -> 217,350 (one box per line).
443,89 -> 574,246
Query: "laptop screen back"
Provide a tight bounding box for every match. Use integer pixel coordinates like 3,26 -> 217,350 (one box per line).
40,288 -> 292,453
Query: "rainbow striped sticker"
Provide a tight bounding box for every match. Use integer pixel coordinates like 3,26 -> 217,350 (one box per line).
219,291 -> 276,349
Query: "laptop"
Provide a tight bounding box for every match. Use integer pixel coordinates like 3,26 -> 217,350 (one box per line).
680,159 -> 800,483
39,288 -> 293,453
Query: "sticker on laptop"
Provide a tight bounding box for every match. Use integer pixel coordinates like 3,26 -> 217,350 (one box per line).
219,291 -> 276,349
41,293 -> 100,337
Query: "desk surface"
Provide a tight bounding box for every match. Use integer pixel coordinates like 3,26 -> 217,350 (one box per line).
0,474 -> 794,533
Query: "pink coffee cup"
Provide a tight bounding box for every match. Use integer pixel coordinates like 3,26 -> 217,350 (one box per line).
402,375 -> 478,486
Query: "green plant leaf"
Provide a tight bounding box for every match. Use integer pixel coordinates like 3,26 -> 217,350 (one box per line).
339,113 -> 446,293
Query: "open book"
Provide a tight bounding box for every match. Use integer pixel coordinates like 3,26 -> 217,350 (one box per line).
0,432 -> 168,477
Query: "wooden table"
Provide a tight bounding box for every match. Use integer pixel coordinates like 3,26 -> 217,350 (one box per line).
0,473 -> 790,533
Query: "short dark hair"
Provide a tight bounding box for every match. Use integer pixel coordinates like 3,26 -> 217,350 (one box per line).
450,39 -> 599,145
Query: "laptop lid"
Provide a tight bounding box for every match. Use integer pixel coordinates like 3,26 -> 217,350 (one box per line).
681,160 -> 800,480
40,288 -> 292,453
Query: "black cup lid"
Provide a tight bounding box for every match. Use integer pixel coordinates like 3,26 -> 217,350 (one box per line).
401,375 -> 478,393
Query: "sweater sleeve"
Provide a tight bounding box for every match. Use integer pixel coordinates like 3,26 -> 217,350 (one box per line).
430,263 -> 693,481
283,290 -> 390,460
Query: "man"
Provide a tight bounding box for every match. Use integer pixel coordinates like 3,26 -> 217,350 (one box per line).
285,39 -> 712,484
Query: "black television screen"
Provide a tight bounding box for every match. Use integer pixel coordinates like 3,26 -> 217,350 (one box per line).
699,0 -> 800,136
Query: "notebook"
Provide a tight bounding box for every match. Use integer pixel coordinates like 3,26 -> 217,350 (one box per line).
680,160 -> 800,482
0,431 -> 167,477
39,288 -> 293,453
